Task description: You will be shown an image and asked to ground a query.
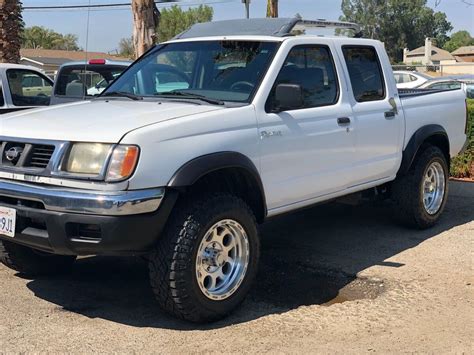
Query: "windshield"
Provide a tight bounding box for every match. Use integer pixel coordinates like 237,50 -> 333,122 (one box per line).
104,40 -> 279,103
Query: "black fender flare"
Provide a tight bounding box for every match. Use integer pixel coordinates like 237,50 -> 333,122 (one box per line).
398,124 -> 449,176
168,151 -> 267,218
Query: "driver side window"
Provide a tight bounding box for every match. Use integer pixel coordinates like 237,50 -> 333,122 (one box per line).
266,45 -> 339,112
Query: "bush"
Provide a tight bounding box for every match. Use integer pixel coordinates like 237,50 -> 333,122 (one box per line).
450,99 -> 474,178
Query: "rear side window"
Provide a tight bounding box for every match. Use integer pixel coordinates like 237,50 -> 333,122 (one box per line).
6,69 -> 52,106
342,46 -> 385,102
266,45 -> 339,111
0,85 -> 4,107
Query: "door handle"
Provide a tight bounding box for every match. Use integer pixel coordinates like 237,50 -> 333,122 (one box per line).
385,111 -> 396,119
337,117 -> 351,126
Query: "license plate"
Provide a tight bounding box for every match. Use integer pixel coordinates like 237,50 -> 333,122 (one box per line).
0,206 -> 16,238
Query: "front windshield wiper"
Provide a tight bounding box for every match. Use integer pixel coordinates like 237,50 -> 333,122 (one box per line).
154,91 -> 225,106
102,91 -> 143,101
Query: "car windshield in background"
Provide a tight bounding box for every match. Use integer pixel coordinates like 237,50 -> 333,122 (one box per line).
104,40 -> 279,103
55,65 -> 128,98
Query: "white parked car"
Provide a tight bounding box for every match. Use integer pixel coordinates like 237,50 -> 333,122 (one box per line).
418,77 -> 474,99
0,64 -> 53,114
393,70 -> 431,89
0,18 -> 469,323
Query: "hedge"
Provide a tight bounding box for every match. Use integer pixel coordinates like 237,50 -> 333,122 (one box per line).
450,99 -> 474,179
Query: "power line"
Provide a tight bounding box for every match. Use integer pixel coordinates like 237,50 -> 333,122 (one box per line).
23,0 -> 234,10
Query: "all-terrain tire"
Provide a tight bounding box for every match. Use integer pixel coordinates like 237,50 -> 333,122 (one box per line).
148,193 -> 260,323
0,241 -> 76,276
391,144 -> 449,229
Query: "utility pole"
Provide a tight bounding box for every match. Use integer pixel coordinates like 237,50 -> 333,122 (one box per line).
242,0 -> 250,19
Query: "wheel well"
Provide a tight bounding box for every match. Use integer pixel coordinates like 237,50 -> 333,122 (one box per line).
423,134 -> 450,166
399,126 -> 450,176
185,167 -> 266,223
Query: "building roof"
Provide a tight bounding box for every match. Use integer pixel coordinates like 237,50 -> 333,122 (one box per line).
21,56 -> 73,66
451,46 -> 474,56
19,49 -> 131,63
406,45 -> 454,61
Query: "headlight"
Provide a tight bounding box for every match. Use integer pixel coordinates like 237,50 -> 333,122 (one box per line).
65,143 -> 111,175
63,143 -> 139,181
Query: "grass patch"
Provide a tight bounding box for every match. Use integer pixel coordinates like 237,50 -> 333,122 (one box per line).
450,99 -> 474,179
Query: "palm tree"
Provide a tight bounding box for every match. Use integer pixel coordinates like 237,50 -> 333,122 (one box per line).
0,0 -> 23,63
266,0 -> 278,18
131,0 -> 160,58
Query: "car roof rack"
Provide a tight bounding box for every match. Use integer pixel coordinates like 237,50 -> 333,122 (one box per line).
173,16 -> 363,40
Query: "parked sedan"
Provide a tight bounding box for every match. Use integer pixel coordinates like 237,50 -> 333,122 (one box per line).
0,64 -> 53,114
418,77 -> 474,98
394,70 -> 432,89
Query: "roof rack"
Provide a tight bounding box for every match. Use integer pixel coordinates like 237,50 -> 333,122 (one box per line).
173,17 -> 363,40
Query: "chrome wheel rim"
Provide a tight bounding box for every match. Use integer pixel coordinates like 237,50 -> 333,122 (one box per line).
195,219 -> 249,301
422,161 -> 446,215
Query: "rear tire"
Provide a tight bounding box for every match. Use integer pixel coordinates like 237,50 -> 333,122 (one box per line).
0,240 -> 76,276
392,144 -> 449,229
148,193 -> 259,323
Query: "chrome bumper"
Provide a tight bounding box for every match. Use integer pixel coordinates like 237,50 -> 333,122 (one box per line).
0,179 -> 165,216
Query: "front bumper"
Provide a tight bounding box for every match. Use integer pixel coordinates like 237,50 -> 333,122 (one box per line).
0,180 -> 177,255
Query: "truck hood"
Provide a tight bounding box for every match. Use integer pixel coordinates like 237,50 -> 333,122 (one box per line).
0,100 -> 224,143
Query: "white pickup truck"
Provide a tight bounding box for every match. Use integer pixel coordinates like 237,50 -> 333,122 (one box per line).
0,18 -> 469,323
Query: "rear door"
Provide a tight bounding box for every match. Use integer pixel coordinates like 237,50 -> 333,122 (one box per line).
338,44 -> 404,186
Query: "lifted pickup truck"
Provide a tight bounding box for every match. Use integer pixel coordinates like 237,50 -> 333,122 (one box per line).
0,18 -> 469,322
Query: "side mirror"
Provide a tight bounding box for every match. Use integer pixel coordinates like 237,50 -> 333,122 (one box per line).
274,83 -> 303,112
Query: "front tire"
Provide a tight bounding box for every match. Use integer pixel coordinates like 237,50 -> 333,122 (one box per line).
0,241 -> 76,276
392,144 -> 449,229
148,193 -> 259,323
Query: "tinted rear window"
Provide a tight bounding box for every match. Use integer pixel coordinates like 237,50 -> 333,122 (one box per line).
0,85 -> 4,107
342,46 -> 385,102
54,65 -> 127,97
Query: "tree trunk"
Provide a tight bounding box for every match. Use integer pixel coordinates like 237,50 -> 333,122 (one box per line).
131,0 -> 160,59
0,0 -> 22,63
266,0 -> 278,18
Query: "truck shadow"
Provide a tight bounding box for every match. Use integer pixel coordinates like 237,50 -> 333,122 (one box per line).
24,181 -> 474,330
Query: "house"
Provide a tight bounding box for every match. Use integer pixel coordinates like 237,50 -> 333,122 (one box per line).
403,38 -> 454,65
451,46 -> 474,63
19,49 -> 131,77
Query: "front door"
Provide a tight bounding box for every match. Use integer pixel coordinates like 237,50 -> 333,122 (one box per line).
257,43 -> 356,213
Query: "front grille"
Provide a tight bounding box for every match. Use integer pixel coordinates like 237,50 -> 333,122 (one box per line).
26,145 -> 55,169
0,141 -> 55,170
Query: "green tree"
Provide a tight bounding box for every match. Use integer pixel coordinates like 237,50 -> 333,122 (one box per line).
21,26 -> 79,50
339,0 -> 453,62
443,30 -> 474,52
118,37 -> 134,58
0,0 -> 23,63
157,5 -> 213,43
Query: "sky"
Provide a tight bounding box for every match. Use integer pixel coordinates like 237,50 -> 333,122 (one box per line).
22,0 -> 474,54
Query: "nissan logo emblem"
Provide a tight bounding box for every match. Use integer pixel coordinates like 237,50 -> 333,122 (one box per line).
5,146 -> 24,162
